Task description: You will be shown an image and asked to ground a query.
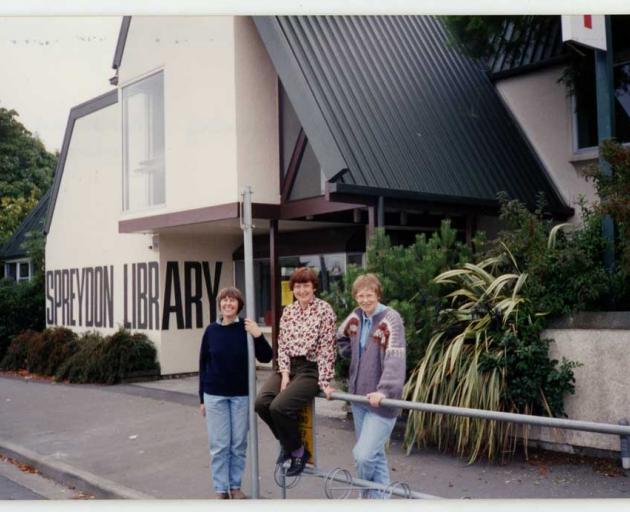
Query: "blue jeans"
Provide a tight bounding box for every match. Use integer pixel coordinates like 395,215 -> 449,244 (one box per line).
351,404 -> 397,499
203,393 -> 249,493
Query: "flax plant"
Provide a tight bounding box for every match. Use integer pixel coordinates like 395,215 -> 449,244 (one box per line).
403,249 -> 533,463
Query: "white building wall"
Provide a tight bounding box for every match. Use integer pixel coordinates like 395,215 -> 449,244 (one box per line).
118,16 -> 240,219
234,17 -> 280,205
495,66 -> 597,220
45,103 -> 162,345
157,232 -> 241,375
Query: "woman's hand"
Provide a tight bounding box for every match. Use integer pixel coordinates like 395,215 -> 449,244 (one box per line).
199,404 -> 206,417
366,391 -> 386,407
280,372 -> 290,391
322,385 -> 336,400
244,318 -> 262,338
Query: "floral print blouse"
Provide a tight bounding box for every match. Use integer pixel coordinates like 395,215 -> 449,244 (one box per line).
277,297 -> 337,390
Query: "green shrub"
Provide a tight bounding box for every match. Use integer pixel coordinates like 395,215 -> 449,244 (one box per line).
55,329 -> 160,384
25,327 -> 77,376
404,250 -> 579,463
493,193 -> 612,316
55,331 -> 104,383
584,139 -> 630,308
0,278 -> 45,361
0,329 -> 37,371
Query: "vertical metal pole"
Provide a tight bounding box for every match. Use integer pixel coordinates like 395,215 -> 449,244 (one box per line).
269,219 -> 280,371
377,196 -> 385,228
595,15 -> 615,271
242,186 -> 259,498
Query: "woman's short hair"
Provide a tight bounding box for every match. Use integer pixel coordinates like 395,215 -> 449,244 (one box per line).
352,273 -> 382,299
217,287 -> 244,314
289,267 -> 319,291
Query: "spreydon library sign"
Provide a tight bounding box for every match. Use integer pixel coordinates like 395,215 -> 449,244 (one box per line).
46,261 -> 222,331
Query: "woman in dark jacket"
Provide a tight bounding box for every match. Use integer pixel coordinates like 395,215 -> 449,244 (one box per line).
199,286 -> 272,499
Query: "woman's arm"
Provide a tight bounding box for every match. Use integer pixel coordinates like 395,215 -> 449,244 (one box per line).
375,310 -> 406,401
336,313 -> 359,360
198,328 -> 209,405
244,318 -> 273,363
276,309 -> 291,375
316,303 -> 337,390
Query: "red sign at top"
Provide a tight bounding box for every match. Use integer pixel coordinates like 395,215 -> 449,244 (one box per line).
584,15 -> 592,29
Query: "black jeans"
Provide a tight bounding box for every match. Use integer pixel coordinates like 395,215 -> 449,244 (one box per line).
254,357 -> 319,452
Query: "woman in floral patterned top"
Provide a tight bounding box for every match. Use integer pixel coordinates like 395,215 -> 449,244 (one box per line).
255,267 -> 336,477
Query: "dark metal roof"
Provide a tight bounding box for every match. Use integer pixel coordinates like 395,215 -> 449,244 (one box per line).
44,90 -> 118,235
1,190 -> 50,260
256,16 -> 571,216
489,16 -> 568,80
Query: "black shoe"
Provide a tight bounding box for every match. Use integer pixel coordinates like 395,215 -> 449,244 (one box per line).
286,448 -> 310,477
276,447 -> 290,465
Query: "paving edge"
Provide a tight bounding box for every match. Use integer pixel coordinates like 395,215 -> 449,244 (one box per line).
0,438 -> 154,499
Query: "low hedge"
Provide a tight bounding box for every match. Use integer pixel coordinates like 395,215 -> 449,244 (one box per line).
1,327 -> 160,384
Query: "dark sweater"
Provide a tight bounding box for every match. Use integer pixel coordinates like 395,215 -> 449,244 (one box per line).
198,319 -> 273,402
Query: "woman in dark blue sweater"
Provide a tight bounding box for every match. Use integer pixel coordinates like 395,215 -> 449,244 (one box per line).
199,287 -> 272,499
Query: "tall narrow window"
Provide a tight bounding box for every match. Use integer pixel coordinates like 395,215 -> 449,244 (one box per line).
122,72 -> 165,211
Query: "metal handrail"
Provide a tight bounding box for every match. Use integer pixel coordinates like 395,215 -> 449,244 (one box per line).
320,390 -> 630,437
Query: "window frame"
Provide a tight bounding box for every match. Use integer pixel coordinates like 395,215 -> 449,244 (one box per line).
121,69 -> 166,213
4,258 -> 31,282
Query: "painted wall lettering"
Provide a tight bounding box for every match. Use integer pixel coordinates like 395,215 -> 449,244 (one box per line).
45,265 -> 114,329
46,260 -> 222,331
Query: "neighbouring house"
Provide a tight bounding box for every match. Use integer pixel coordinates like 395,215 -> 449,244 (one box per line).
484,15 -> 630,456
1,190 -> 50,282
44,15 -> 576,376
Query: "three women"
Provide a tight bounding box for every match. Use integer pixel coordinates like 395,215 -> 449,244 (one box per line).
201,270 -> 405,499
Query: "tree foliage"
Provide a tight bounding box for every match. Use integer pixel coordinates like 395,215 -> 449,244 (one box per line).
493,192 -> 613,316
441,16 -> 556,64
0,107 -> 56,244
586,139 -> 630,271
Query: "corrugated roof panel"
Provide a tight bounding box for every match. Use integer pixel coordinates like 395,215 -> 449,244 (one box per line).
262,15 -> 569,215
489,16 -> 566,77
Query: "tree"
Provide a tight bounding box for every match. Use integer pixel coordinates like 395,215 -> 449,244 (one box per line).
441,16 -> 556,65
0,107 -> 56,244
0,191 -> 39,245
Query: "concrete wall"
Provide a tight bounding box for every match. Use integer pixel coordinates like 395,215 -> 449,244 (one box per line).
530,314 -> 630,454
495,66 -> 597,220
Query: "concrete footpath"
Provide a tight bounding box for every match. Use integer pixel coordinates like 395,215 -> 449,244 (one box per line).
1,370 -> 629,500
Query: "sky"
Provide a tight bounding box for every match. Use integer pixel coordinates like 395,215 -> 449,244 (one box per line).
0,17 -> 121,153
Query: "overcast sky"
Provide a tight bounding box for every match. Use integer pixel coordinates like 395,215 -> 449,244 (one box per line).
0,17 -> 121,153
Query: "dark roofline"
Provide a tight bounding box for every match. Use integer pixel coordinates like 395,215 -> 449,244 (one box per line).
112,16 -> 131,70
1,190 -> 51,260
490,53 -> 568,81
44,90 -> 119,235
328,183 -> 574,219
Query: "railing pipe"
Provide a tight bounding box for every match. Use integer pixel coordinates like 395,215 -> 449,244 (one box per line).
323,391 -> 630,438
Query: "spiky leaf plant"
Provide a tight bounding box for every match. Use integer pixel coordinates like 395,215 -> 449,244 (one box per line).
403,246 -> 578,463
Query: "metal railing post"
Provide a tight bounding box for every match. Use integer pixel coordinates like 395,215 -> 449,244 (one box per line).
241,186 -> 259,499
